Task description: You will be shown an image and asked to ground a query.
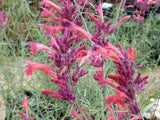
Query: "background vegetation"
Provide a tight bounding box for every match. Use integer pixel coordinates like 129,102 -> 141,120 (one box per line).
0,0 -> 160,119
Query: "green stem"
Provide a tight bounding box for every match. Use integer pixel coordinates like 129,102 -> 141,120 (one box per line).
103,63 -> 118,120
70,76 -> 88,120
134,92 -> 144,120
105,86 -> 118,120
73,0 -> 90,33
3,28 -> 18,62
72,85 -> 89,120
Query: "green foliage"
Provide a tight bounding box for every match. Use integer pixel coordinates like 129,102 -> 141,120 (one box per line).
0,0 -> 160,119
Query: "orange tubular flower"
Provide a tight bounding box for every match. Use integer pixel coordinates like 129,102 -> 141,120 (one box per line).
24,61 -> 57,79
50,25 -> 64,37
88,14 -> 99,25
41,90 -> 62,99
40,0 -> 62,12
105,91 -> 129,110
103,50 -> 121,63
48,37 -> 59,49
79,50 -> 92,66
23,97 -> 29,118
96,45 -> 122,63
94,67 -> 118,90
114,16 -> 131,28
76,50 -> 88,61
25,42 -> 54,58
41,24 -> 64,37
127,47 -> 137,60
18,97 -> 36,120
96,5 -> 104,22
45,18 -> 59,25
105,41 -> 123,57
98,77 -> 118,90
41,7 -> 57,18
72,23 -> 93,43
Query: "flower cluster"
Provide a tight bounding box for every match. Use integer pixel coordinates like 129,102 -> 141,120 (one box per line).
24,0 -> 90,104
110,0 -> 159,23
124,0 -> 159,23
22,0 -> 149,119
88,4 -> 148,119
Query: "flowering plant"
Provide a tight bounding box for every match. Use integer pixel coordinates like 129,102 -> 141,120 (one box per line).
122,0 -> 159,23
21,0 -> 149,119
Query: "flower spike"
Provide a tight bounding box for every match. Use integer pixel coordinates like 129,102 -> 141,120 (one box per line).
18,97 -> 36,120
96,5 -> 104,22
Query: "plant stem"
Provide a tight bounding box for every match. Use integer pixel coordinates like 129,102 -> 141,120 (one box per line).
72,86 -> 89,120
71,77 -> 89,120
105,86 -> 118,120
103,64 -> 118,120
134,94 -> 144,120
73,0 -> 90,33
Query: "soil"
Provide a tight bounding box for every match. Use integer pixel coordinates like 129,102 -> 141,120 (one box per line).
0,95 -> 5,120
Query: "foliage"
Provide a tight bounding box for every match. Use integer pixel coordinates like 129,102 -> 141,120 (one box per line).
0,0 -> 160,120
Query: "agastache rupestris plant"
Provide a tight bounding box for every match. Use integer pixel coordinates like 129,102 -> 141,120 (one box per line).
87,4 -> 148,119
22,0 -> 148,119
113,0 -> 159,23
132,0 -> 159,23
24,0 -> 90,104
92,4 -> 148,119
123,0 -> 159,23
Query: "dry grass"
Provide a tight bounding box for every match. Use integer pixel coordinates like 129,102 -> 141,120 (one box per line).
142,67 -> 160,98
0,95 -> 6,120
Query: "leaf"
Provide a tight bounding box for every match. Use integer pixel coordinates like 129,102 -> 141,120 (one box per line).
104,68 -> 111,79
142,100 -> 158,112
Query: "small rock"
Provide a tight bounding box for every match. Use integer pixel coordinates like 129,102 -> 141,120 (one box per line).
102,2 -> 113,9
